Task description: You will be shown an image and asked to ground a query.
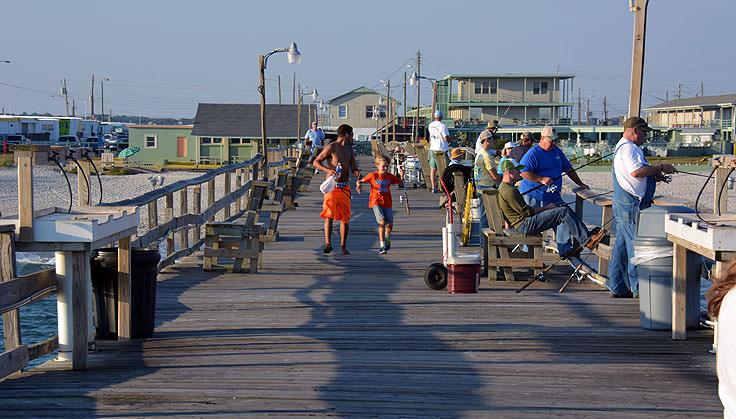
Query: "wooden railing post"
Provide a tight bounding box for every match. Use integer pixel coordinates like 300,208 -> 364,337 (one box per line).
16,150 -> 34,242
77,159 -> 91,206
193,185 -> 201,243
235,169 -> 242,214
224,172 -> 231,219
207,179 -> 216,221
179,188 -> 189,250
117,237 -> 131,342
1,226 -> 20,351
165,193 -> 174,256
147,199 -> 158,230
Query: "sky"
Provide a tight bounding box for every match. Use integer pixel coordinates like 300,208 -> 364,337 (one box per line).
1,0 -> 734,120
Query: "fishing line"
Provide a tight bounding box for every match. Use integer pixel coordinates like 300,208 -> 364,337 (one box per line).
521,152 -> 614,197
694,167 -> 718,226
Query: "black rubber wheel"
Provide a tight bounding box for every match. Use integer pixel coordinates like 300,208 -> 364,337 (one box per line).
424,263 -> 448,290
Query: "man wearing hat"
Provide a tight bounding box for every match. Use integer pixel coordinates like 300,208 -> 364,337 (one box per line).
475,120 -> 499,156
497,159 -> 605,259
428,110 -> 450,193
608,116 -> 677,298
509,131 -> 533,162
519,125 -> 589,256
304,121 -> 325,153
441,148 -> 473,207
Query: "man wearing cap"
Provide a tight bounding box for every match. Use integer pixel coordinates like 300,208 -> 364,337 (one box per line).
475,131 -> 503,230
608,117 -> 676,298
428,110 -> 450,193
497,159 -> 605,259
304,121 -> 325,153
519,125 -> 589,256
509,131 -> 533,162
475,120 -> 499,156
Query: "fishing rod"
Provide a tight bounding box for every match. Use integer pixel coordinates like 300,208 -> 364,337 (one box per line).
520,151 -> 614,197
81,148 -> 103,204
67,150 -> 90,204
48,150 -> 73,213
401,160 -> 410,215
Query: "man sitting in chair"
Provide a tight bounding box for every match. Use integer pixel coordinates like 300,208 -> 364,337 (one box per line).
496,159 -> 606,259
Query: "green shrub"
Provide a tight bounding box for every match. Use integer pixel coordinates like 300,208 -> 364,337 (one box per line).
0,155 -> 13,168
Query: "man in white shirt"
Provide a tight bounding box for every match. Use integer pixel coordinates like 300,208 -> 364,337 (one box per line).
428,110 -> 450,193
474,120 -> 499,156
608,116 -> 676,298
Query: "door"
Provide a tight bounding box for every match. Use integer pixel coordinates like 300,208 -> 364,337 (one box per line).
177,137 -> 187,157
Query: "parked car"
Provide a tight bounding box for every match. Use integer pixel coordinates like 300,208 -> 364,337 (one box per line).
57,135 -> 82,147
103,134 -> 128,151
3,135 -> 30,145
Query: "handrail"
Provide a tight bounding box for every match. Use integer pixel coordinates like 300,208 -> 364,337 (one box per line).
99,154 -> 263,208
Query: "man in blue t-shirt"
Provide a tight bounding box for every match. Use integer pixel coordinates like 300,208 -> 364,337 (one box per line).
519,125 -> 589,255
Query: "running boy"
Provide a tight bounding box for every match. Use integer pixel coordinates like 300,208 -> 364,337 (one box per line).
356,155 -> 402,254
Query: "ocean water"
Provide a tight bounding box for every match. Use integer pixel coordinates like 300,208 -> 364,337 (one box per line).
0,254 -> 58,369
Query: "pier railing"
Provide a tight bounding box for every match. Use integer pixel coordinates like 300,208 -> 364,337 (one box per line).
0,225 -> 59,380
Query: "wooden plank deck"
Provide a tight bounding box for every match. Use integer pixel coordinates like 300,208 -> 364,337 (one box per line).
0,156 -> 721,417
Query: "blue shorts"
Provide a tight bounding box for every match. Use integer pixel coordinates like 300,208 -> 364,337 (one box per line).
372,206 -> 394,224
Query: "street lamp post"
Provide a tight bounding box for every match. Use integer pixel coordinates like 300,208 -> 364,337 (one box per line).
410,72 -> 439,120
297,87 -> 318,142
258,42 -> 301,180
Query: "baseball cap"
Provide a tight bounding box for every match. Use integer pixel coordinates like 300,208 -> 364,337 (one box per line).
503,141 -> 516,149
487,120 -> 499,129
478,130 -> 493,141
434,110 -> 443,118
312,121 -> 317,126
499,158 -> 525,173
623,116 -> 652,131
541,125 -> 558,140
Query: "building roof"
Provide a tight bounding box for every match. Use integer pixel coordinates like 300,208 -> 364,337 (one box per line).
191,103 -> 314,138
644,94 -> 736,111
443,73 -> 575,80
327,86 -> 388,105
128,125 -> 193,129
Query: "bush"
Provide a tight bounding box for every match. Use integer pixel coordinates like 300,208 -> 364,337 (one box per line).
105,167 -> 134,175
0,155 -> 13,168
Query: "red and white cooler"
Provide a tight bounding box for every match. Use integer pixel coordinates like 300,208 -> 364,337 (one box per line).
446,253 -> 481,294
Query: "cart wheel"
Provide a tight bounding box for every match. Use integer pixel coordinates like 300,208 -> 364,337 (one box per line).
424,263 -> 447,290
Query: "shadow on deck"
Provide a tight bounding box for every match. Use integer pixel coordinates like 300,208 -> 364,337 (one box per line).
0,156 -> 721,417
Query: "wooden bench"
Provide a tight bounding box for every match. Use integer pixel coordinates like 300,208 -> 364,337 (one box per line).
203,181 -> 269,273
260,170 -> 287,242
480,189 -> 545,281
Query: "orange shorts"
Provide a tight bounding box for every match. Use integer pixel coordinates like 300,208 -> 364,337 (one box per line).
320,186 -> 351,223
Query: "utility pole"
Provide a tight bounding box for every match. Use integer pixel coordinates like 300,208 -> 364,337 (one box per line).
90,74 -> 95,120
701,81 -> 704,97
278,75 -> 281,104
297,83 -> 301,137
626,0 -> 648,118
385,80 -> 390,143
677,83 -> 681,99
72,99 -> 76,117
666,90 -> 669,102
415,49 -> 421,141
577,88 -> 581,124
292,72 -> 296,105
62,79 -> 69,116
586,99 -> 591,125
403,72 -> 407,133
603,96 -> 608,125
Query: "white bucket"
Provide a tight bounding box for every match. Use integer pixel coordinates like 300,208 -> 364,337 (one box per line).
470,198 -> 482,220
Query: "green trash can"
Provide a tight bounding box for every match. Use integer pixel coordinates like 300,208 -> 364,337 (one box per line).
91,247 -> 161,339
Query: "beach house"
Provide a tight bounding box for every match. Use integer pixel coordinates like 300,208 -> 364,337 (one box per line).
325,86 -> 398,141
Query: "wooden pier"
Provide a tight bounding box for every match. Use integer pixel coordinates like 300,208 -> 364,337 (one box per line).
0,156 -> 722,417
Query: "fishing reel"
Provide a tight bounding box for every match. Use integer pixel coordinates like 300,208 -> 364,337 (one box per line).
655,174 -> 672,183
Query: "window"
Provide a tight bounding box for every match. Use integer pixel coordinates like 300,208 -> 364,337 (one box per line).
474,80 -> 497,95
533,81 -> 548,95
212,137 -> 222,144
201,137 -> 212,144
230,138 -> 241,144
366,105 -> 387,119
144,134 -> 157,149
338,105 -> 347,118
241,138 -> 251,144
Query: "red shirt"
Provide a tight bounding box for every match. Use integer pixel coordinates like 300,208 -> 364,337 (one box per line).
361,172 -> 401,208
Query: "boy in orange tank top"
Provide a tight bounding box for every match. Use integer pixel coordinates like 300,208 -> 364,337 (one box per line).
357,155 -> 403,254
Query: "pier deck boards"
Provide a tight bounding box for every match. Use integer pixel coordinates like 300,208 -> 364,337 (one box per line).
0,157 -> 721,417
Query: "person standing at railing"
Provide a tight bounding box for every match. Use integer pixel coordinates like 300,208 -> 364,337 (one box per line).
608,117 -> 677,298
428,110 -> 450,193
313,124 -> 360,255
304,121 -> 325,153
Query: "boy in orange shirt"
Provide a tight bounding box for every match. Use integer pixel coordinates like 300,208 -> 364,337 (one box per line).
357,155 -> 402,254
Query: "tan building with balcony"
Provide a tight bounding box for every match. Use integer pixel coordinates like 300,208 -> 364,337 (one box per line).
436,74 -> 575,126
645,93 -> 736,141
